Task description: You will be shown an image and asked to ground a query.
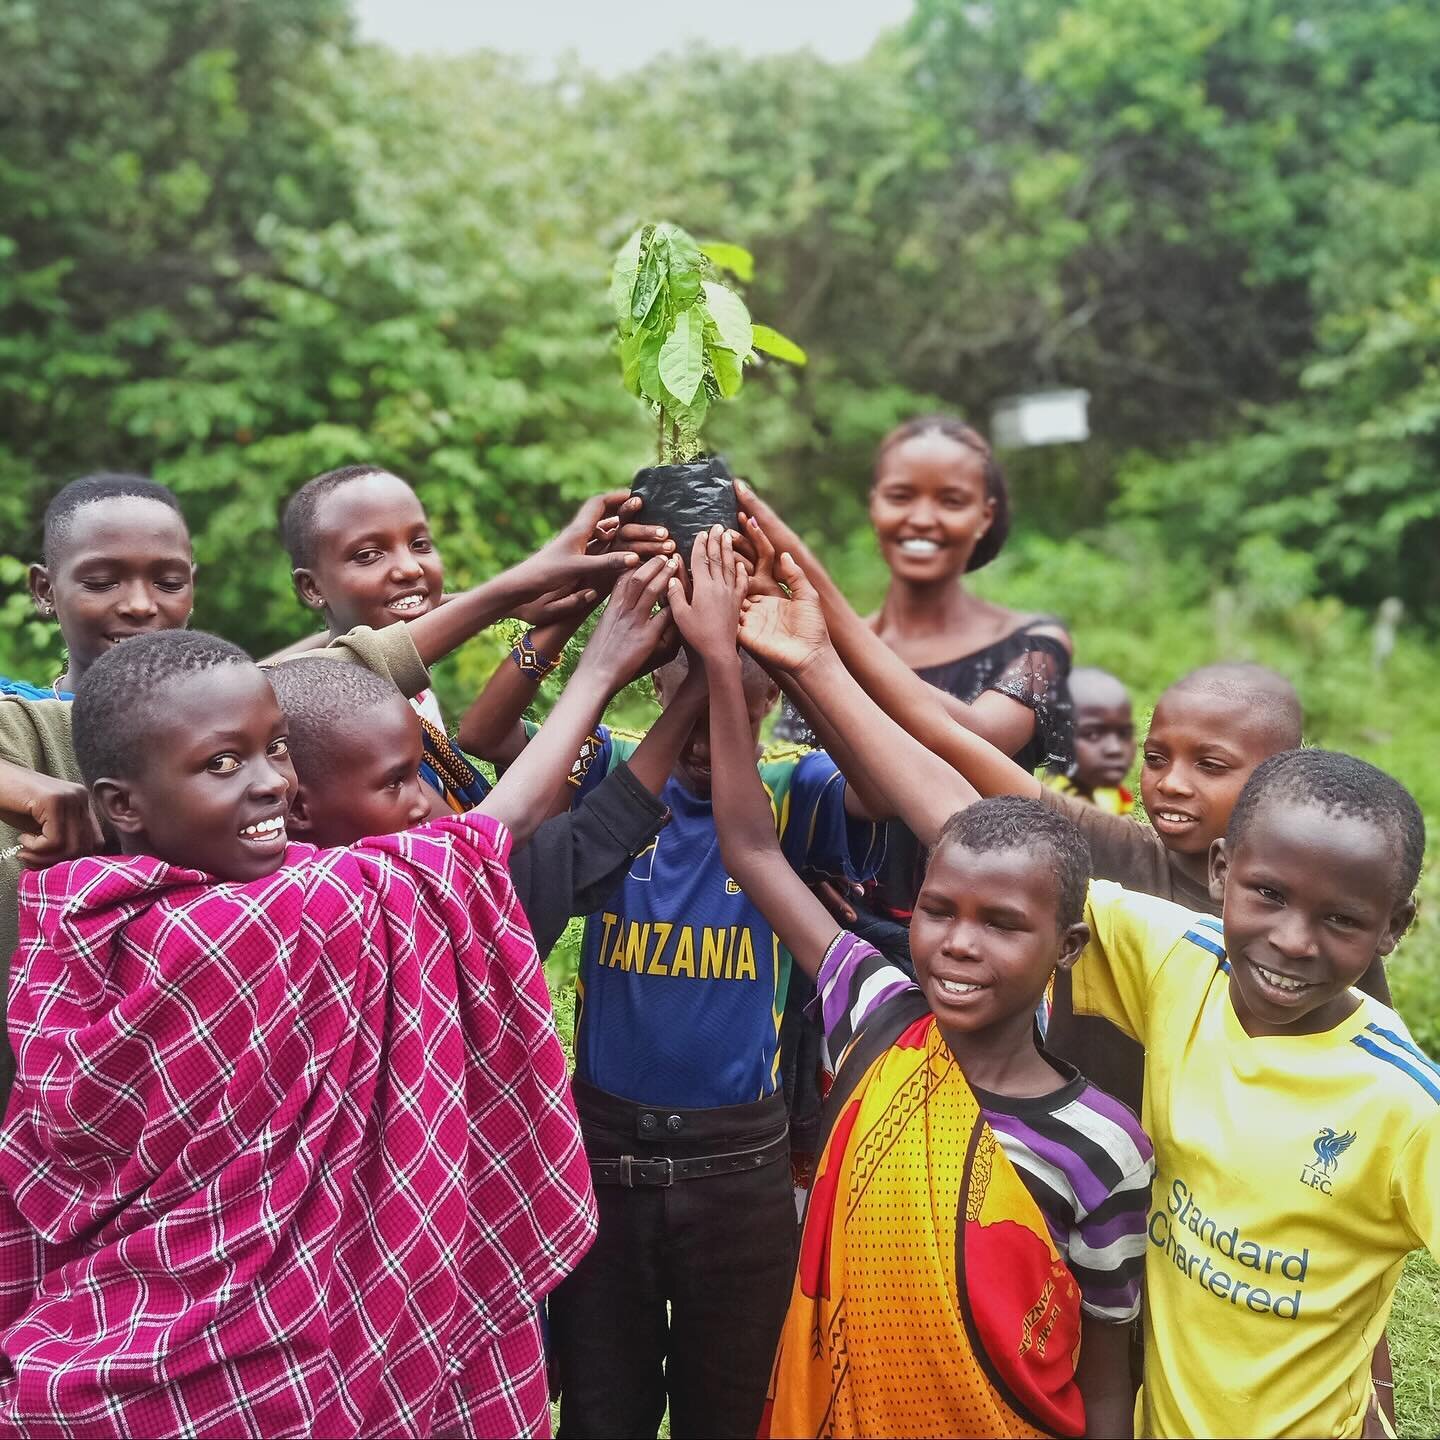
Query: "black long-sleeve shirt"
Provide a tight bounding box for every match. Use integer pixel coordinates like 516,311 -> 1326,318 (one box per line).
509,761 -> 668,958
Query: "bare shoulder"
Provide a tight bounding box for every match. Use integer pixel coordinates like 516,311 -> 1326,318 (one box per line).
1011,609 -> 1073,655
975,599 -> 1073,655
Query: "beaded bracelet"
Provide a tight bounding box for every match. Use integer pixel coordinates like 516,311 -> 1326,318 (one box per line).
509,631 -> 561,681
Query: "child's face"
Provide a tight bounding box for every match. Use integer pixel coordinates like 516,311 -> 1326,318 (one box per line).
654,664 -> 779,797
1140,690 -> 1283,857
97,665 -> 297,882
30,498 -> 194,680
1072,697 -> 1135,793
293,473 -> 444,635
869,433 -> 995,585
909,840 -> 1088,1036
289,696 -> 433,849
1210,799 -> 1414,1038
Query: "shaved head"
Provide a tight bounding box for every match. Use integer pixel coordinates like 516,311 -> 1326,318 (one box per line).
1069,667 -> 1130,712
1161,663 -> 1302,751
656,647 -> 777,706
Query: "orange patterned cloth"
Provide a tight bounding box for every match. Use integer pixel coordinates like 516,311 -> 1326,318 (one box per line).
761,1012 -> 1085,1439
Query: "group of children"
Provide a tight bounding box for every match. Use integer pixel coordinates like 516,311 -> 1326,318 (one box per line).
0,460 -> 1432,1440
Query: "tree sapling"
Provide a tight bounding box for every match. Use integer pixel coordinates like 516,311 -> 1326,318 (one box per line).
612,221 -> 806,546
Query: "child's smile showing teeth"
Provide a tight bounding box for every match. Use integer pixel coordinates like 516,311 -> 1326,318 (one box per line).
897,537 -> 942,556
385,591 -> 428,614
239,814 -> 287,844
1250,962 -> 1314,997
1151,809 -> 1198,831
935,976 -> 984,997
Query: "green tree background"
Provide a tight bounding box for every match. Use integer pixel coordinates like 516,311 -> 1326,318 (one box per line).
2,2 -> 1438,1422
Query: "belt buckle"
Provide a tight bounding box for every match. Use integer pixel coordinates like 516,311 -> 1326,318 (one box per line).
656,1156 -> 673,1188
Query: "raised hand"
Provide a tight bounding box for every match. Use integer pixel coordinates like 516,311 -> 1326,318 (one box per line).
666,526 -> 746,663
737,550 -> 832,675
505,491 -> 642,617
737,509 -> 785,598
590,494 -> 675,561
732,478 -> 814,571
574,554 -> 681,692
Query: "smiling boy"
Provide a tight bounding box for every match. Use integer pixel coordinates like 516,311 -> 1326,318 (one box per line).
1070,748 -> 1436,1437
0,623 -> 647,1436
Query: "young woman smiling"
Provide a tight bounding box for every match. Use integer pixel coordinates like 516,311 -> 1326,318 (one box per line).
778,416 -> 1075,919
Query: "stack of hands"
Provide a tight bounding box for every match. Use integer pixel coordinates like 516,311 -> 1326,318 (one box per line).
0,480 -> 826,869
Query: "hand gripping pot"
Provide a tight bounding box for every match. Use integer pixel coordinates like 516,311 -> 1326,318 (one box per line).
629,455 -> 738,553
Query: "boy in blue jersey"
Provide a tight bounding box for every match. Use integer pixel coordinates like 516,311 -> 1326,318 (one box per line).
463,559 -> 886,1440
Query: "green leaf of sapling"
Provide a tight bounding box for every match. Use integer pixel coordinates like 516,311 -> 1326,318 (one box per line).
701,281 -> 753,358
610,226 -> 645,331
700,241 -> 755,282
711,346 -> 744,399
632,250 -> 665,330
653,222 -> 703,308
620,330 -> 645,396
750,324 -> 808,366
658,307 -> 704,406
637,332 -> 665,406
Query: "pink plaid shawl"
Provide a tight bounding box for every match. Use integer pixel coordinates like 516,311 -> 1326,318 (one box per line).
0,813 -> 596,1438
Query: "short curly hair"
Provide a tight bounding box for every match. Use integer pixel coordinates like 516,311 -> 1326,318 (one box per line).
873,415 -> 1010,572
42,473 -> 187,566
279,464 -> 396,569
932,795 -> 1091,928
1227,748 -> 1425,902
72,630 -> 256,785
265,656 -> 409,786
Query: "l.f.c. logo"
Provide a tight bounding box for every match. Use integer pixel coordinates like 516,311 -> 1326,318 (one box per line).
1299,1127 -> 1356,1195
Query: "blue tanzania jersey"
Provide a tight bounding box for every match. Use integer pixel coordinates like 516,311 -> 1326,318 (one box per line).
570,728 -> 883,1108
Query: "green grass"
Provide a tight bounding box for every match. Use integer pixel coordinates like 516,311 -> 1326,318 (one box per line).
1394,1251 -> 1440,1438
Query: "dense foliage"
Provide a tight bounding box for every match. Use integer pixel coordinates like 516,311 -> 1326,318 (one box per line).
2,4 -> 1438,1425
6,0 -> 1440,664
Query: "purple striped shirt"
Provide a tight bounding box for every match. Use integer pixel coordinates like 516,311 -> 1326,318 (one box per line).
816,930 -> 1155,1323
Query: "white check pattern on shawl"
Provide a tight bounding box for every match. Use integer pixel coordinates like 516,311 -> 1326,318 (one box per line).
0,812 -> 595,1439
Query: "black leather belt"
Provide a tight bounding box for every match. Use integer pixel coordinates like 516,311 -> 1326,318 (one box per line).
589,1130 -> 790,1188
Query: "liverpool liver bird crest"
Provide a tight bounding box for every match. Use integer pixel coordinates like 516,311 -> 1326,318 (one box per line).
1312,1127 -> 1357,1174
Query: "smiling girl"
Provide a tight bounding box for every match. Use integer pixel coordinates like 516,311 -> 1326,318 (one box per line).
778,418 -> 1074,919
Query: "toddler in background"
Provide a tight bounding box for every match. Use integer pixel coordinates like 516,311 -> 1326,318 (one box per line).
1046,667 -> 1136,815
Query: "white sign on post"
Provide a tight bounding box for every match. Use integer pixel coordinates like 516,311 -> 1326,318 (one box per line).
990,389 -> 1091,449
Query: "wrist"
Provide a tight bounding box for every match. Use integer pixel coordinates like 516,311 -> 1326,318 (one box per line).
509,631 -> 562,681
785,638 -> 841,685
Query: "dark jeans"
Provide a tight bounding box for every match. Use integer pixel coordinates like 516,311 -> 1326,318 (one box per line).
550,1082 -> 797,1440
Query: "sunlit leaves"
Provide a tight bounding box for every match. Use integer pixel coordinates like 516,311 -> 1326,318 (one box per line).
700,240 -> 755,281
751,324 -> 808,366
609,220 -> 805,462
702,281 -> 753,357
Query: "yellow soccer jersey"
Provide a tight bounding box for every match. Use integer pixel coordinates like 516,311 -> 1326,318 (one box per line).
1073,881 -> 1439,1439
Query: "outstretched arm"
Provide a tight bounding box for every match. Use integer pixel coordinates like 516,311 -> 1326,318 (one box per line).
477,556 -> 676,843
667,528 -> 841,978
739,549 -> 978,846
743,480 -> 1059,777
407,491 -> 646,670
458,501 -> 675,762
739,501 -> 1042,802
